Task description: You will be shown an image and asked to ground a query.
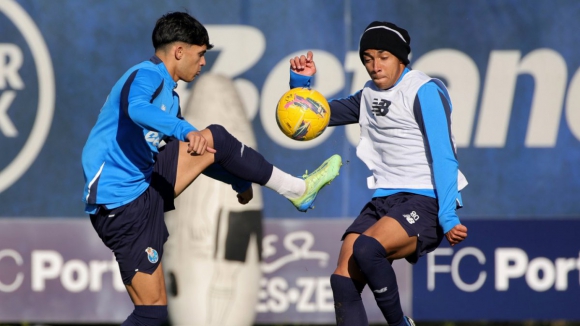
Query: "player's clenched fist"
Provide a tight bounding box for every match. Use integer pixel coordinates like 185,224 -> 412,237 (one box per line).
445,224 -> 468,246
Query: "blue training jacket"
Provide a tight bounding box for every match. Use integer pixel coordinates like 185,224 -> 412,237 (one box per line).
82,56 -> 196,214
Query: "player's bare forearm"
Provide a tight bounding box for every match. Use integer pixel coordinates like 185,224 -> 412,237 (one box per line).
237,186 -> 253,205
445,224 -> 468,246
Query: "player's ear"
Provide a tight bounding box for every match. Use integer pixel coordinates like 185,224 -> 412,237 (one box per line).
174,44 -> 184,60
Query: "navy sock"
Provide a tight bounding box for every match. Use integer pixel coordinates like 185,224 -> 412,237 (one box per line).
121,305 -> 168,326
330,274 -> 368,326
207,124 -> 273,185
353,234 -> 405,326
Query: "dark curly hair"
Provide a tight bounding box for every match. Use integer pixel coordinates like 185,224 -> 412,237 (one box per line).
152,12 -> 214,50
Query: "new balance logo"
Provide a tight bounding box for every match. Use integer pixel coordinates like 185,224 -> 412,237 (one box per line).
404,211 -> 420,224
373,287 -> 388,294
371,98 -> 391,116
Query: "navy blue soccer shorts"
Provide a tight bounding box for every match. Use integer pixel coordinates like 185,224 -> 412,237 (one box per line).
90,138 -> 179,284
343,192 -> 445,264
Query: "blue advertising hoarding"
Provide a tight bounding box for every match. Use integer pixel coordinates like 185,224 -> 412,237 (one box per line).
1,218 -> 577,323
413,220 -> 580,321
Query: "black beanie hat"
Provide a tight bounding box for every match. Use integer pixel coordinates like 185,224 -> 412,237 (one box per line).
359,21 -> 411,65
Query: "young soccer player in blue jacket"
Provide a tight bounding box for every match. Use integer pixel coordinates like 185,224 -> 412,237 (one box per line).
82,12 -> 341,326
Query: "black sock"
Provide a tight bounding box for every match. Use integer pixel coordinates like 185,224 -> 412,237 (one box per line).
208,124 -> 273,185
330,274 -> 368,326
353,234 -> 405,325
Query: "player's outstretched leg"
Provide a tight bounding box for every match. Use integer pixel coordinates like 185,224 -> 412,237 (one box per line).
204,124 -> 342,211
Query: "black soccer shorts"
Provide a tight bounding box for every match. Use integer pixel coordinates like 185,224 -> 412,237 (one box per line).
90,138 -> 179,284
343,192 -> 445,264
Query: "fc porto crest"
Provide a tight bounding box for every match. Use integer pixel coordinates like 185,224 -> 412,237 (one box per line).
145,247 -> 159,263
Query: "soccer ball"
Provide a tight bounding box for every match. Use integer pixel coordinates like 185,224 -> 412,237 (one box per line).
276,87 -> 330,141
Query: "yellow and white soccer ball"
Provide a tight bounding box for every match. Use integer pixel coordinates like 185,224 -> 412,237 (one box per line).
276,87 -> 330,141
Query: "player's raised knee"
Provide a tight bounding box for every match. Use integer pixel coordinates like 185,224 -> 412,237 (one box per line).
205,124 -> 227,147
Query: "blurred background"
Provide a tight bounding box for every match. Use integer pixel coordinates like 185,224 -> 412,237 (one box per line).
0,0 -> 579,325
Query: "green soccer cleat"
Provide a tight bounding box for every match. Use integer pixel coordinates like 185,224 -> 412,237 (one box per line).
290,154 -> 342,212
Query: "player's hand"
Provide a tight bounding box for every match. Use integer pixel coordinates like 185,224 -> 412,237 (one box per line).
445,224 -> 468,246
290,51 -> 317,76
185,131 -> 216,155
237,186 -> 253,205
